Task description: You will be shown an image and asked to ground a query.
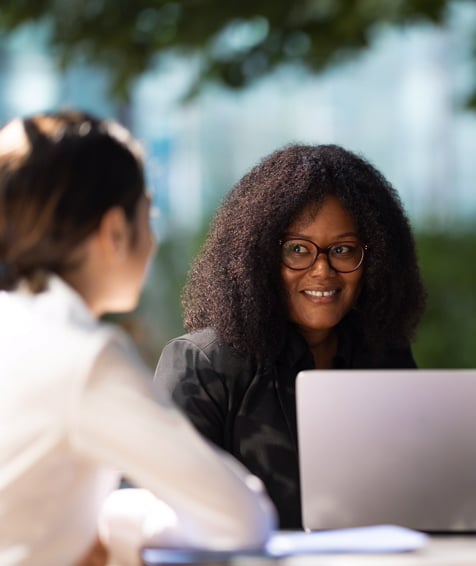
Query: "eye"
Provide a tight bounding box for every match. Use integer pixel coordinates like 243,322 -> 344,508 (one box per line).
331,243 -> 358,256
283,241 -> 312,255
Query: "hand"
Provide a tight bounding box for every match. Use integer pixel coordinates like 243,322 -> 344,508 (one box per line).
76,537 -> 108,566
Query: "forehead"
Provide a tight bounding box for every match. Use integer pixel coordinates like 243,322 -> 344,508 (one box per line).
287,195 -> 357,233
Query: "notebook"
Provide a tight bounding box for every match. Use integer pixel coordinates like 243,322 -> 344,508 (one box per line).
296,369 -> 476,533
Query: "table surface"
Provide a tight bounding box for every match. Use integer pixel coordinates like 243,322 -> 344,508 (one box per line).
269,536 -> 476,566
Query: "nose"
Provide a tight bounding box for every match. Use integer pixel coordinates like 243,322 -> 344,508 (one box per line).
308,252 -> 336,276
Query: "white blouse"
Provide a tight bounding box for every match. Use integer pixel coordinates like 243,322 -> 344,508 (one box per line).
0,276 -> 275,566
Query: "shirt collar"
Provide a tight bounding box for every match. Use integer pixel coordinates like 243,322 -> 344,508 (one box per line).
19,273 -> 98,330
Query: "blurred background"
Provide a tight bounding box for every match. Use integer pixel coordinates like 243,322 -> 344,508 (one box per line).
1,0 -> 475,368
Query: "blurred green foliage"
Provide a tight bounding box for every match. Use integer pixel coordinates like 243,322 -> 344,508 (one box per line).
1,0 -> 471,105
413,229 -> 476,368
124,225 -> 476,370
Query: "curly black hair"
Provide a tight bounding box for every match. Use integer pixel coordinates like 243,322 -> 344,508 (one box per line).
183,144 -> 426,364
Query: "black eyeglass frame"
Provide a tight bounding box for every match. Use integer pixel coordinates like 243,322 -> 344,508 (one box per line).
279,237 -> 368,273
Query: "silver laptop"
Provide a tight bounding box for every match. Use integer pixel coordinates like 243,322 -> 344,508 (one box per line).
296,369 -> 476,533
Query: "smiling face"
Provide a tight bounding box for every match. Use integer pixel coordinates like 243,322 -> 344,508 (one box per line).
281,195 -> 364,346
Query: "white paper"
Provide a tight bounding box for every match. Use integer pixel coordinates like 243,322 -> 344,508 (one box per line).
142,525 -> 429,564
265,525 -> 429,556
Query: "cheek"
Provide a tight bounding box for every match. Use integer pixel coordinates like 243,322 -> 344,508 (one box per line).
139,225 -> 155,257
280,267 -> 297,294
280,270 -> 303,317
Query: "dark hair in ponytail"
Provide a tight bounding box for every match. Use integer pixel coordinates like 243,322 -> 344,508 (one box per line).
0,110 -> 145,292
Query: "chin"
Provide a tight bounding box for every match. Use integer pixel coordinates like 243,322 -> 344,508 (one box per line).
105,297 -> 140,315
119,300 -> 140,313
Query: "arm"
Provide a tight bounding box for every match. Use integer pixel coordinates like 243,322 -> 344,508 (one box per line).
71,340 -> 275,552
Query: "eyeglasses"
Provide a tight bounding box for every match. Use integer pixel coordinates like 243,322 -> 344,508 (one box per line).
280,238 -> 368,273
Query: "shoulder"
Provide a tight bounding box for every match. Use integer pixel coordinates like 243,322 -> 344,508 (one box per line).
0,289 -> 144,422
379,343 -> 417,368
160,328 -> 250,373
156,327 -> 255,392
357,341 -> 418,369
164,328 -> 222,356
338,316 -> 417,369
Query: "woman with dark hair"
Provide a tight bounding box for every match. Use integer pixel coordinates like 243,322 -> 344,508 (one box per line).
155,143 -> 427,530
0,111 -> 275,566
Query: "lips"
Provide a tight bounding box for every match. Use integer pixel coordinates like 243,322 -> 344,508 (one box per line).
303,289 -> 339,298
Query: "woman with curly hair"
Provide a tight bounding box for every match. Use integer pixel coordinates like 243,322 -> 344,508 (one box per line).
155,143 -> 426,529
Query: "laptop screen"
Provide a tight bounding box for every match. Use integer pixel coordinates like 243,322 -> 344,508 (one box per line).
296,369 -> 476,533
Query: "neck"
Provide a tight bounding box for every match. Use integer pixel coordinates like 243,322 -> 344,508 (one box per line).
299,328 -> 338,369
62,270 -> 103,318
60,245 -> 107,319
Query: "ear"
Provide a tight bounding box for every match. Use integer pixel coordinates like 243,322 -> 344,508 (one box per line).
94,206 -> 131,262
